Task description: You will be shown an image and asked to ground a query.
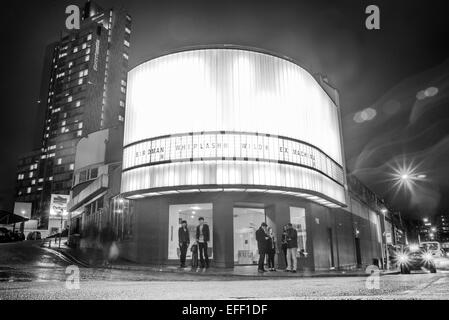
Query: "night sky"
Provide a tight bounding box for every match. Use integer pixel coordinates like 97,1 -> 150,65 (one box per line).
1,0 -> 448,218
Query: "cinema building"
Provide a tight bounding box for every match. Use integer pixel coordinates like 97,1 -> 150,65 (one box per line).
116,46 -> 389,270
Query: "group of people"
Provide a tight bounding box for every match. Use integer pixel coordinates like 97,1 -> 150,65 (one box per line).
178,217 -> 210,269
256,222 -> 299,273
177,218 -> 301,273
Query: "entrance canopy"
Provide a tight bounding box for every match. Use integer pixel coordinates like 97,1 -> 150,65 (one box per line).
0,210 -> 29,225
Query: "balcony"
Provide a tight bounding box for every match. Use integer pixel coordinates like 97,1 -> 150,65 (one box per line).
68,174 -> 108,212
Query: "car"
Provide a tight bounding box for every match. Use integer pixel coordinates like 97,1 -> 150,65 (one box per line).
420,241 -> 444,258
0,227 -> 12,242
396,245 -> 437,274
26,231 -> 42,240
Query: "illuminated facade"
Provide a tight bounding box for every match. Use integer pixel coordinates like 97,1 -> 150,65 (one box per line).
118,47 -> 386,270
122,48 -> 345,207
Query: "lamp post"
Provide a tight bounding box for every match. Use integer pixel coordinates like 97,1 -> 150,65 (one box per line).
50,207 -> 68,248
381,208 -> 389,270
59,210 -> 69,248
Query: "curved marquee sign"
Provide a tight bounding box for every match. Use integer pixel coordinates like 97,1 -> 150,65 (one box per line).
121,48 -> 346,205
123,131 -> 344,186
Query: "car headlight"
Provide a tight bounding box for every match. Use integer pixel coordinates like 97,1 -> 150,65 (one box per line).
398,254 -> 409,264
422,252 -> 433,261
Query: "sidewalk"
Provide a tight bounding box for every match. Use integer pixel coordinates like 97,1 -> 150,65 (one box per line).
49,243 -> 400,279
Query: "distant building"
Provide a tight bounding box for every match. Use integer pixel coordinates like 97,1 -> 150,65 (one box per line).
13,1 -> 131,230
67,126 -> 125,248
14,150 -> 43,221
435,214 -> 449,243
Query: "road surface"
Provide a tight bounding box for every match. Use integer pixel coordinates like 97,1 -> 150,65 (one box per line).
1,241 -> 448,300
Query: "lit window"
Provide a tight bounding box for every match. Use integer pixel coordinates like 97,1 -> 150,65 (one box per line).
82,43 -> 87,49
120,100 -> 125,107
289,207 -> 307,254
69,164 -> 74,170
38,178 -> 44,183
121,80 -> 127,86
78,123 -> 83,129
28,172 -> 34,178
121,86 -> 126,93
125,27 -> 131,34
62,121 -> 66,126
27,187 -> 31,194
124,40 -> 130,47
48,176 -> 53,181
76,101 -> 81,107
57,158 -> 62,165
86,48 -> 91,54
85,55 -> 90,62
68,96 -> 72,103
123,53 -> 129,60
118,115 -> 124,122
87,34 -> 92,41
73,47 -> 78,53
168,204 -> 213,259
78,78 -> 83,85
77,130 -> 83,137
31,179 -> 36,185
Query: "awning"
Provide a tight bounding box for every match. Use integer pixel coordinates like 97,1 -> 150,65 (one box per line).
0,210 -> 29,225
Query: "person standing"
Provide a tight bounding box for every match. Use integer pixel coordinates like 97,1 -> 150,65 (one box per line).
281,225 -> 288,268
178,220 -> 190,268
196,217 -> 210,268
255,222 -> 269,273
99,222 -> 115,267
285,223 -> 298,273
267,227 -> 277,271
190,241 -> 199,270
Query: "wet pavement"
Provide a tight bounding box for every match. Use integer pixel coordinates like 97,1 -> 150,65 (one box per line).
1,241 -> 449,300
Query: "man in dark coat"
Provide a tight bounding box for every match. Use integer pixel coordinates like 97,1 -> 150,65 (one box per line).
255,222 -> 269,273
196,217 -> 210,268
178,220 -> 190,268
286,222 -> 298,272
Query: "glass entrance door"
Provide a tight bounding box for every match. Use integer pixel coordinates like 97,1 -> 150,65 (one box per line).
233,207 -> 273,265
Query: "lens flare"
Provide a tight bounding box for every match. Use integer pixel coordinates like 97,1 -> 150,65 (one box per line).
422,252 -> 433,261
385,157 -> 427,198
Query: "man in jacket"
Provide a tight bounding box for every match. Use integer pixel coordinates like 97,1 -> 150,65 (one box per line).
256,222 -> 270,273
196,217 -> 210,268
178,220 -> 190,268
286,223 -> 298,272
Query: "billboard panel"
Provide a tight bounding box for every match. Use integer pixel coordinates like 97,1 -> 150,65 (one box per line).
49,194 -> 70,216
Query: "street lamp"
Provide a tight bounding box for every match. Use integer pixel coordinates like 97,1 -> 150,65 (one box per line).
380,207 -> 389,270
